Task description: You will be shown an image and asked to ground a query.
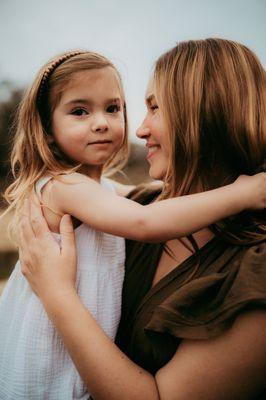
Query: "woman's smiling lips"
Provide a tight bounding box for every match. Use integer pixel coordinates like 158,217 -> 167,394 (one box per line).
146,143 -> 160,160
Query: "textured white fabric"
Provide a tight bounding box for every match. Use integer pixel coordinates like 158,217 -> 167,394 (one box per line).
0,176 -> 125,399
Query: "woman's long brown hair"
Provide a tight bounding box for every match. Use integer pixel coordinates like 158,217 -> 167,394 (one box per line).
154,38 -> 265,245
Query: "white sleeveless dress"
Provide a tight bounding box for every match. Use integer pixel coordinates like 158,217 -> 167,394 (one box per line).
0,176 -> 125,400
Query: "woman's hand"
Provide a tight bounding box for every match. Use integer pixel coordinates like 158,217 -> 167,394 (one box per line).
19,195 -> 77,301
233,172 -> 266,210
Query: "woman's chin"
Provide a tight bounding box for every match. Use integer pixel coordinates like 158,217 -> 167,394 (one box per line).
149,165 -> 166,181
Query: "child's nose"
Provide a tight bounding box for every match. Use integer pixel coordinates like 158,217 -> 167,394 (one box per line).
91,113 -> 108,133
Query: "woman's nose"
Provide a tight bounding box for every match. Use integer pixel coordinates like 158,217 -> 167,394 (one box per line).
91,113 -> 108,133
136,120 -> 150,139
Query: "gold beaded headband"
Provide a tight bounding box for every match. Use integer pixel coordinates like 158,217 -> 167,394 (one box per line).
37,50 -> 87,105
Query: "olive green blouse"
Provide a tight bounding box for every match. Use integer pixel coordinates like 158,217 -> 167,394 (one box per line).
115,187 -> 266,395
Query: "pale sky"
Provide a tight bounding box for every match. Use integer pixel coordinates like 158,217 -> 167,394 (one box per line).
0,0 -> 265,142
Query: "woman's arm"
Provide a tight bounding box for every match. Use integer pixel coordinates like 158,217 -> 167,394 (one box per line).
20,200 -> 266,399
19,201 -> 159,399
156,309 -> 266,399
34,298 -> 266,400
39,289 -> 160,400
49,172 -> 266,242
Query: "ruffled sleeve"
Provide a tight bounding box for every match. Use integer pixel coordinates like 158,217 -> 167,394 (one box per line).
145,242 -> 266,340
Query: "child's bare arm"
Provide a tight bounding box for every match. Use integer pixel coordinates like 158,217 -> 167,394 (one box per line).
106,179 -> 136,197
49,172 -> 265,242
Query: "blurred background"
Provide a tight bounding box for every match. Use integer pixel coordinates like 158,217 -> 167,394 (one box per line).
0,0 -> 265,292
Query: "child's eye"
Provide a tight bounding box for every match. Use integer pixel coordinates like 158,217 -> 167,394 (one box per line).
106,104 -> 120,113
71,108 -> 88,116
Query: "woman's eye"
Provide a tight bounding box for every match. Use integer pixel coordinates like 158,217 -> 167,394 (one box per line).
107,104 -> 120,113
71,108 -> 88,116
150,104 -> 159,112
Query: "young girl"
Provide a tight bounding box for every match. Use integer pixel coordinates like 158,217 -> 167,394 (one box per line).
0,50 -> 264,400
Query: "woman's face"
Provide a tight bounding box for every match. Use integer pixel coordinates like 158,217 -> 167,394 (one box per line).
136,78 -> 169,181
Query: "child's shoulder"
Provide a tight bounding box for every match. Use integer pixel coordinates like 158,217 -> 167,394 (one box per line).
55,172 -> 93,185
37,172 -> 90,201
36,172 -> 91,233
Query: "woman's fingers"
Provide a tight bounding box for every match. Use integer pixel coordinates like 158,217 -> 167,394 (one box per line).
28,193 -> 50,239
60,215 -> 76,263
60,215 -> 75,244
17,197 -> 78,298
20,199 -> 36,242
19,196 -> 55,276
19,247 -> 31,276
18,199 -> 39,275
19,199 -> 36,268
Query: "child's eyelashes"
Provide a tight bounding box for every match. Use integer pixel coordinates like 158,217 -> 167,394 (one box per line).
106,104 -> 120,113
69,105 -> 121,116
71,108 -> 88,116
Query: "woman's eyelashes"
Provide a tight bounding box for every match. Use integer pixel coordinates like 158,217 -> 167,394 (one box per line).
150,103 -> 159,113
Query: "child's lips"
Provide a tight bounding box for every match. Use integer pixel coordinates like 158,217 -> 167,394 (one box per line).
87,140 -> 112,146
88,140 -> 111,145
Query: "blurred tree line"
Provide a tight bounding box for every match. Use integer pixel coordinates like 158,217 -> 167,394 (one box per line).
0,81 -> 23,275
0,81 -> 24,206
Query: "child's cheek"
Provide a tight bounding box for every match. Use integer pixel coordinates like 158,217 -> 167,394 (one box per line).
69,129 -> 88,146
116,126 -> 125,147
117,118 -> 126,137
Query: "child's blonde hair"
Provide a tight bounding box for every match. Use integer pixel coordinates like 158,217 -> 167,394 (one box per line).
4,50 -> 129,241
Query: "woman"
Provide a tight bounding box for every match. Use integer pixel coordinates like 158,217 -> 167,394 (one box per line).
19,38 -> 266,399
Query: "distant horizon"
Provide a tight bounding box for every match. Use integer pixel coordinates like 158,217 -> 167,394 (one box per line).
1,0 -> 265,141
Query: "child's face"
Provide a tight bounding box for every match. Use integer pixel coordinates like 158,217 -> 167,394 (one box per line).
136,78 -> 169,181
51,67 -> 125,179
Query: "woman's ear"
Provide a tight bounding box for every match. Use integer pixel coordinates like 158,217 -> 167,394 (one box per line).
47,135 -> 54,144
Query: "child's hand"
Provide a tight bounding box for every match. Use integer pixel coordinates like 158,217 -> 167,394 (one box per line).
234,172 -> 266,210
